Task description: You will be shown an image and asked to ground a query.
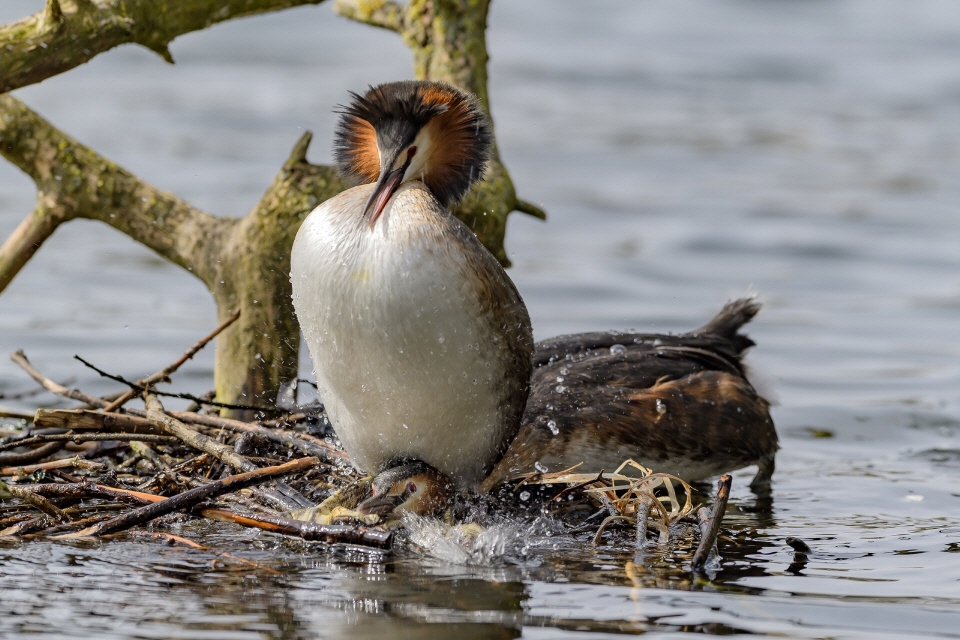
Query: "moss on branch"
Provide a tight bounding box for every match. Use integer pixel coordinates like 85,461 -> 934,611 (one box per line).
0,0 -> 328,93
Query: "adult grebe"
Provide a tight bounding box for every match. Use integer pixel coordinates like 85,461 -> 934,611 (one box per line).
291,81 -> 777,517
482,298 -> 778,494
290,81 -> 534,511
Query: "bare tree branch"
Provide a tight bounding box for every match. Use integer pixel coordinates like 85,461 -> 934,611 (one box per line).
0,0 -> 328,94
334,0 -> 404,32
0,94 -> 226,291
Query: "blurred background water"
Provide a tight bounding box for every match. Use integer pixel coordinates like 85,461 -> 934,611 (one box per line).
2,1 -> 960,638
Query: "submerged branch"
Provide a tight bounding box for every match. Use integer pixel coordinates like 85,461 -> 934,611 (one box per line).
691,474 -> 732,571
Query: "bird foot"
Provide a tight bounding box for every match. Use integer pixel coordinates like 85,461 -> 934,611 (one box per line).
289,476 -> 382,525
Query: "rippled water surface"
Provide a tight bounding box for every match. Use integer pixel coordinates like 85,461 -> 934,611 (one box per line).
2,1 -> 960,637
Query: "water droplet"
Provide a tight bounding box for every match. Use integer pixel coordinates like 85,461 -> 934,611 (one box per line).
535,461 -> 548,473
554,385 -> 566,393
656,398 -> 666,415
438,335 -> 445,344
610,344 -> 626,355
546,420 -> 559,435
555,376 -> 565,383
519,491 -> 531,501
402,423 -> 409,429
560,367 -> 569,375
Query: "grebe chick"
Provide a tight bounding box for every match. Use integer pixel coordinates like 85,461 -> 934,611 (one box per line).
481,298 -> 779,493
357,461 -> 454,517
291,81 -> 533,511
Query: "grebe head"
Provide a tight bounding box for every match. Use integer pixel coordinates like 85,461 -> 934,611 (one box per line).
334,80 -> 492,224
357,461 -> 455,517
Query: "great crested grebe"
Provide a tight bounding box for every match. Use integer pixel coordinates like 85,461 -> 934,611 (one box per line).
291,81 -> 534,510
481,298 -> 778,494
291,80 -> 778,517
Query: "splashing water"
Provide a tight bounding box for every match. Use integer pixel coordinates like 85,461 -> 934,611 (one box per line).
400,513 -> 569,565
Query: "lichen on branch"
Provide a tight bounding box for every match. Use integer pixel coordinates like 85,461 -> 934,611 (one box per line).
0,0 -> 328,94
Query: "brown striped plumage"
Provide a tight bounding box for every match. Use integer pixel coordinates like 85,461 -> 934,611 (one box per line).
481,299 -> 779,492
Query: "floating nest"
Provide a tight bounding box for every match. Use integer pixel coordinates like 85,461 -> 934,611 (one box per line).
0,315 -> 731,570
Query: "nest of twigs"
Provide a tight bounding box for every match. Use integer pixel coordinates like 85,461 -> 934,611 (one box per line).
1,315 -> 733,569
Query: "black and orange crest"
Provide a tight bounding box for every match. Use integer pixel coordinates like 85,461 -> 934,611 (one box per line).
333,80 -> 492,207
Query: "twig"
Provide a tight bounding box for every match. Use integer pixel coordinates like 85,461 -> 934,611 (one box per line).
691,474 -> 732,571
0,441 -> 64,466
168,411 -> 348,464
1,455 -> 105,477
102,311 -> 241,412
200,507 -> 393,549
59,457 -> 319,537
10,350 -> 106,408
77,355 -> 277,413
0,479 -> 70,522
20,482 -> 159,507
0,516 -> 51,537
634,496 -> 653,549
34,409 -> 165,435
144,393 -> 256,473
0,433 -> 178,452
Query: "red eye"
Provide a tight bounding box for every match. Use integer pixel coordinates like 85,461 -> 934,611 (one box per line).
407,146 -> 418,159
406,482 -> 417,494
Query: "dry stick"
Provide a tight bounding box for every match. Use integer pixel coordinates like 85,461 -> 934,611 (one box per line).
15,354 -> 345,479
60,457 -> 319,537
21,513 -> 116,538
691,474 -> 733,571
0,433 -> 177,452
161,409 -> 346,464
102,311 -> 240,413
144,393 -> 256,473
0,516 -> 51,537
36,407 -> 344,465
20,482 -> 159,507
200,508 -> 392,549
79,355 -> 275,413
634,496 -> 653,549
11,350 -> 108,408
1,455 -> 105,477
0,479 -> 70,522
33,409 -> 163,434
0,441 -> 64,466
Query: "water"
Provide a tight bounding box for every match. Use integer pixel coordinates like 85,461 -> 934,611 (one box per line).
3,0 -> 960,637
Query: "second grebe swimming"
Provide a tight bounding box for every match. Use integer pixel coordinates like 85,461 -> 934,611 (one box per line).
292,80 -> 778,517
